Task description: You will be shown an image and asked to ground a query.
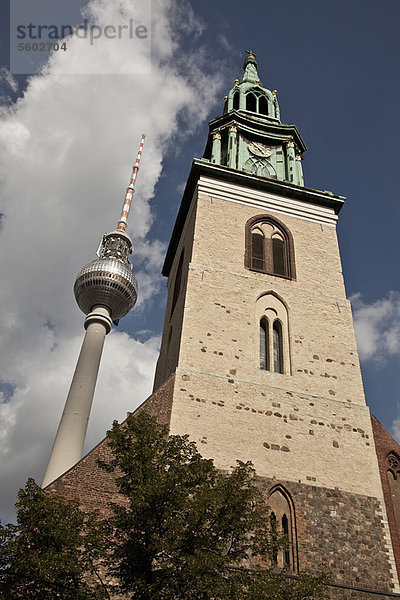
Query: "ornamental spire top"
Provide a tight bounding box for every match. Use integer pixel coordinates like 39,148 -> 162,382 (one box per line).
204,52 -> 306,187
243,50 -> 260,84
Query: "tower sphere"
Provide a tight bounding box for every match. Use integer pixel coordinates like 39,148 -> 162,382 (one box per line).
74,230 -> 138,320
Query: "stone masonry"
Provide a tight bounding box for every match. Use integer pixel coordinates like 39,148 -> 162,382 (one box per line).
152,169 -> 400,597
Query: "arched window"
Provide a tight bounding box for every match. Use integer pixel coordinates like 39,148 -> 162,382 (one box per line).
268,485 -> 298,571
260,318 -> 268,370
272,235 -> 285,276
387,454 -> 400,539
251,228 -> 264,270
245,214 -> 296,280
273,321 -> 283,373
233,90 -> 240,110
270,511 -> 278,563
259,95 -> 269,115
246,93 -> 257,112
256,293 -> 291,375
282,514 -> 290,566
170,250 -> 184,317
259,317 -> 285,373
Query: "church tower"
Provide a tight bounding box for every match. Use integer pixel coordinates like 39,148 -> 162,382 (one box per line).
48,54 -> 400,597
152,52 -> 400,594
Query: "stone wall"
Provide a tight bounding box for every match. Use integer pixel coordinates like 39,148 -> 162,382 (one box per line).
176,189 -> 365,405
169,368 -> 381,498
258,475 -> 397,599
153,196 -> 197,390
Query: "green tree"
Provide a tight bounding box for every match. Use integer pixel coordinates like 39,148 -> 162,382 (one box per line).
1,414 -> 329,600
100,412 -> 329,600
0,479 -> 108,600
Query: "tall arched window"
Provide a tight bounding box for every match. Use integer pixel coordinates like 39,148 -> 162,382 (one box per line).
245,214 -> 296,280
268,485 -> 298,571
260,318 -> 268,370
170,250 -> 184,317
282,514 -> 290,566
233,90 -> 240,110
251,228 -> 264,270
273,321 -> 283,373
256,293 -> 291,375
246,93 -> 257,112
259,317 -> 285,373
270,511 -> 278,563
272,236 -> 285,275
387,454 -> 400,539
259,95 -> 269,115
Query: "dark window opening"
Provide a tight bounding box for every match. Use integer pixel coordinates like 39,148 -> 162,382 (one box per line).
260,319 -> 268,370
220,129 -> 229,166
251,231 -> 264,270
272,237 -> 286,276
246,93 -> 257,112
282,514 -> 290,566
273,321 -> 283,373
270,512 -> 278,563
259,95 -> 269,115
233,91 -> 239,110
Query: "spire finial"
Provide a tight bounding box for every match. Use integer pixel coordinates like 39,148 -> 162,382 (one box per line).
242,50 -> 259,84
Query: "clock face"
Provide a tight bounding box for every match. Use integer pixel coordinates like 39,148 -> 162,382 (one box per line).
248,141 -> 272,158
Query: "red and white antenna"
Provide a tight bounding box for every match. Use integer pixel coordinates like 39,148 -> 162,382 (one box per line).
117,133 -> 146,232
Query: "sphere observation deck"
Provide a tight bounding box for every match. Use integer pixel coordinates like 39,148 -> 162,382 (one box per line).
74,230 -> 138,320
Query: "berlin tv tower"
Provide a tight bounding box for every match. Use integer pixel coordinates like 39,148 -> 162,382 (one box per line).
42,135 -> 146,488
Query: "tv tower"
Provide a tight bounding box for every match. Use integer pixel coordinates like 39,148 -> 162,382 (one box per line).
42,135 -> 146,488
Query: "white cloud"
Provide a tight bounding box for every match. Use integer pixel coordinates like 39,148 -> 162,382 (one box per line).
0,0 -> 223,522
217,34 -> 235,53
351,291 -> 400,362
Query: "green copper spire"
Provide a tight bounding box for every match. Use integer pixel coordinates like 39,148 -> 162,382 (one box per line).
204,52 -> 306,187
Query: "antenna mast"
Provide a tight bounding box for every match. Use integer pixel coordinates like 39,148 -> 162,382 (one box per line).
118,134 -> 146,232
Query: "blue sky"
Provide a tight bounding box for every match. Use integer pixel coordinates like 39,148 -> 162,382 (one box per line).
0,0 -> 399,520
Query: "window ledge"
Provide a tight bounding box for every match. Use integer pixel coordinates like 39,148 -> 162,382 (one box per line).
246,266 -> 294,281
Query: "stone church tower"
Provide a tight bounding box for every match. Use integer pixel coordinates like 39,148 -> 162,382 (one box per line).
48,53 -> 400,598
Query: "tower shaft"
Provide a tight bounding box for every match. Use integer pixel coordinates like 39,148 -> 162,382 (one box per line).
42,306 -> 112,487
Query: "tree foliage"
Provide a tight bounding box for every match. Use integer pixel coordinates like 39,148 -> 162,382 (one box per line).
0,479 -> 108,600
99,412 -> 329,600
0,413 -> 329,599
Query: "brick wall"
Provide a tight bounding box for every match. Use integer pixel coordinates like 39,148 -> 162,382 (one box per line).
372,415 -> 400,581
46,375 -> 175,514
